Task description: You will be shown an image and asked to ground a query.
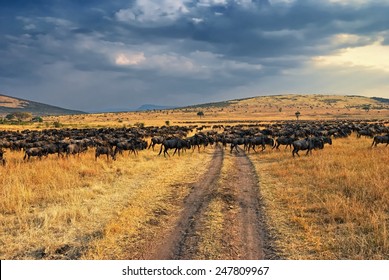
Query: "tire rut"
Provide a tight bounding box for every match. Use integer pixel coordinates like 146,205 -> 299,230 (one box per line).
148,145 -> 224,259
147,145 -> 279,260
231,148 -> 279,259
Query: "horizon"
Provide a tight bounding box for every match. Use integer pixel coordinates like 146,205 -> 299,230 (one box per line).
1,0 -> 389,112
2,92 -> 389,114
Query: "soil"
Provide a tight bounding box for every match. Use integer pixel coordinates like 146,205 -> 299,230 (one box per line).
145,145 -> 279,260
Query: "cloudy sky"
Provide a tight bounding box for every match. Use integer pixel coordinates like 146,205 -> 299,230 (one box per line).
1,0 -> 389,112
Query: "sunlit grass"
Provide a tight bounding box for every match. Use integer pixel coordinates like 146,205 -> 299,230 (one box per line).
0,148 -> 213,259
249,136 -> 389,259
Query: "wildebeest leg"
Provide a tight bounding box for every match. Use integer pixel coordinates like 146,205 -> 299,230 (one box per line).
164,147 -> 170,157
158,145 -> 164,156
230,144 -> 234,154
173,148 -> 178,156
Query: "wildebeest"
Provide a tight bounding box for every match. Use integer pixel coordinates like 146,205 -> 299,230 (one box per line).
273,136 -> 297,150
66,143 -> 88,157
148,136 -> 164,150
115,139 -> 147,156
0,148 -> 6,166
371,134 -> 389,147
24,147 -> 46,161
158,138 -> 191,157
357,129 -> 374,138
292,137 -> 324,157
230,137 -> 248,153
247,136 -> 274,152
95,145 -> 116,161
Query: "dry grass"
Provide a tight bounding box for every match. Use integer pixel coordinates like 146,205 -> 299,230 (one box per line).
249,135 -> 389,259
0,148 -> 213,259
195,152 -> 237,260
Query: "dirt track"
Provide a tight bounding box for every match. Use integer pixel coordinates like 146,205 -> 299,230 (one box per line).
146,145 -> 278,260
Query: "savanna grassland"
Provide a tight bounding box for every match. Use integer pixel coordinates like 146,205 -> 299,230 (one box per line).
0,94 -> 388,260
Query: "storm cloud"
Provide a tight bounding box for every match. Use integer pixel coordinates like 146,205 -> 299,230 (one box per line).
1,0 -> 389,111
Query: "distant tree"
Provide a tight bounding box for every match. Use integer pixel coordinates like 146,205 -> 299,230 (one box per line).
295,111 -> 301,120
13,112 -> 32,121
32,116 -> 43,123
5,114 -> 16,121
165,120 -> 170,126
362,104 -> 371,112
197,111 -> 204,118
278,107 -> 282,113
53,121 -> 62,128
134,122 -> 145,128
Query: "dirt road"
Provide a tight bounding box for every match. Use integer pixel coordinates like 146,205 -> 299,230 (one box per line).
146,145 -> 278,260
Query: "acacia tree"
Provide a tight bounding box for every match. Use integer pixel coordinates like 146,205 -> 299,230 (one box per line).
197,111 -> 204,118
295,111 -> 301,120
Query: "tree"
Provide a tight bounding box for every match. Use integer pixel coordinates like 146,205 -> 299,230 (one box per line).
295,111 -> 301,120
32,116 -> 43,123
165,120 -> 170,126
5,114 -> 16,121
197,111 -> 204,118
362,104 -> 371,112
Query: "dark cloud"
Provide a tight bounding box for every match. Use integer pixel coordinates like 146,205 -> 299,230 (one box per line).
1,0 -> 389,111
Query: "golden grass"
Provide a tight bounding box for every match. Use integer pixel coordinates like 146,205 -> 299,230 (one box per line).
195,152 -> 236,260
0,148 -> 213,259
249,135 -> 389,259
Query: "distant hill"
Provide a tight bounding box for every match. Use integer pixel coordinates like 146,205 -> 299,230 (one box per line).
185,94 -> 389,110
0,93 -> 85,116
137,104 -> 176,111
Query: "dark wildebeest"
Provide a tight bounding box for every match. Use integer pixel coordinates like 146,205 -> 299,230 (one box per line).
273,136 -> 298,150
95,145 -> 116,161
357,129 -> 374,138
320,136 -> 332,146
371,134 -> 389,147
0,148 -> 6,166
42,143 -> 63,157
247,136 -> 274,152
115,139 -> 147,156
230,137 -> 248,153
148,136 -> 164,151
24,147 -> 46,161
66,143 -> 87,157
158,138 -> 191,157
292,138 -> 324,157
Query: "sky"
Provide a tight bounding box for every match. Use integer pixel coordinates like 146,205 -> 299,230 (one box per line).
1,0 -> 389,112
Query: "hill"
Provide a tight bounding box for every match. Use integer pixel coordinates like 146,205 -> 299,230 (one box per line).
137,104 -> 176,111
43,94 -> 389,128
0,93 -> 85,116
187,94 -> 389,110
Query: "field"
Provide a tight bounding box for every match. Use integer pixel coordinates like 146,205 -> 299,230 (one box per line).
0,94 -> 389,260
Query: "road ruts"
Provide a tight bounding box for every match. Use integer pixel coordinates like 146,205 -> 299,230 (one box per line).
230,147 -> 278,259
148,145 -> 224,259
147,145 -> 278,260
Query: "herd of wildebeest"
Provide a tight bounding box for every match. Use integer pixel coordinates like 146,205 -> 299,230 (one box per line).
0,119 -> 388,166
